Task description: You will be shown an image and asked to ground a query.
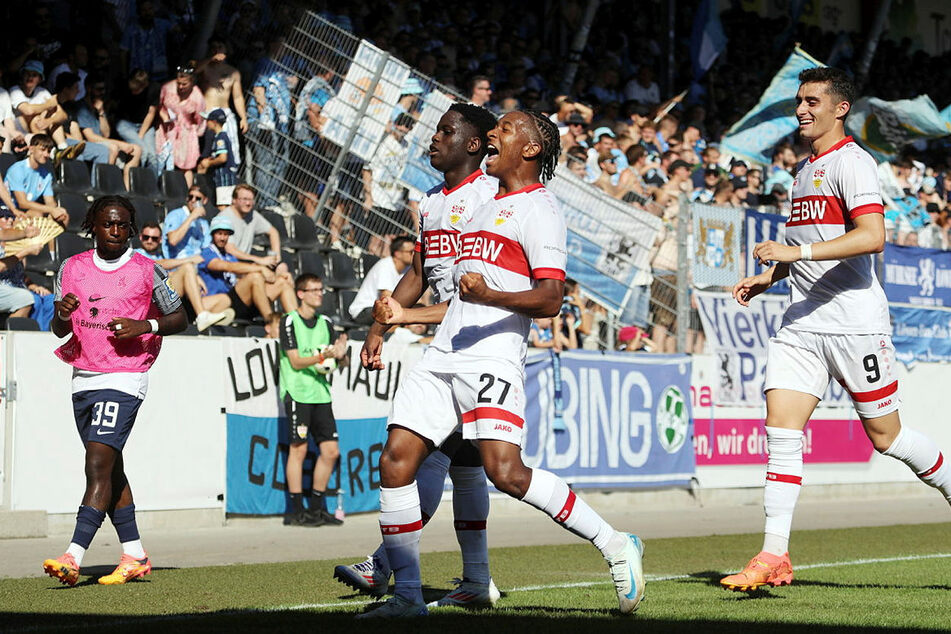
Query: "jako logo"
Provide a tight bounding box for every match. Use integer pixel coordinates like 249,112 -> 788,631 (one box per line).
878,399 -> 892,409
790,199 -> 828,223
494,423 -> 512,433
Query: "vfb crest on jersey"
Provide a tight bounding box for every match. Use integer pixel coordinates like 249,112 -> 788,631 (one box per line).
449,201 -> 466,225
494,207 -> 514,226
656,385 -> 688,454
812,168 -> 825,189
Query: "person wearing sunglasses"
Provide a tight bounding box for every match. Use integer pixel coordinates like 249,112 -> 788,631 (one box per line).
162,185 -> 211,260
135,220 -> 233,331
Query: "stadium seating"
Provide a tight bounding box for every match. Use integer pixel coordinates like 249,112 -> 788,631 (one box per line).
259,208 -> 289,242
92,164 -> 127,195
298,250 -> 326,277
159,170 -> 188,208
324,250 -> 360,289
194,173 -> 215,204
129,196 -> 160,227
316,289 -> 339,319
129,167 -> 161,201
245,325 -> 268,338
6,317 -> 40,331
23,244 -> 59,276
57,192 -> 90,233
54,160 -> 92,196
285,213 -> 319,250
57,233 -> 94,260
359,252 -> 380,277
0,153 -> 16,178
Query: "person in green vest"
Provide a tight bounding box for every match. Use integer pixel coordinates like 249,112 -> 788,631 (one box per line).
279,273 -> 348,527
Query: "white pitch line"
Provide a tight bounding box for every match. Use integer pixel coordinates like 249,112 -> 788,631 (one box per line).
6,552 -> 950,632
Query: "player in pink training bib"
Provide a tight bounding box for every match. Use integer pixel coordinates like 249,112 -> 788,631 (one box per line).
358,110 -> 645,620
722,68 -> 951,593
43,196 -> 186,588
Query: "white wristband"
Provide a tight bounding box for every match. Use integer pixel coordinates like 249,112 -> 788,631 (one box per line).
799,243 -> 813,261
148,319 -> 159,333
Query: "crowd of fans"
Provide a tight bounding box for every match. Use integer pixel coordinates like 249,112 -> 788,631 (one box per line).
0,1 -> 949,351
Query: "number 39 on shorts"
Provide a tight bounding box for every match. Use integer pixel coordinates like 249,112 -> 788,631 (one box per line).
91,401 -> 120,428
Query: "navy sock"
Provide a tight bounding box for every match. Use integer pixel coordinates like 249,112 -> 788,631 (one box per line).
109,504 -> 140,543
289,493 -> 303,513
71,505 -> 106,549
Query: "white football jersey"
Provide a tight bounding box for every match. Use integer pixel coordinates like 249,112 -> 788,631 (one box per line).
425,183 -> 568,371
416,169 -> 498,303
784,136 -> 889,334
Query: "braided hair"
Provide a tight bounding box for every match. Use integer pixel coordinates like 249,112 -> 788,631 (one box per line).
449,102 -> 497,149
522,109 -> 561,183
82,195 -> 138,238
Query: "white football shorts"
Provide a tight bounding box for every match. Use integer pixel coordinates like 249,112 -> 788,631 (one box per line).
387,358 -> 526,447
764,327 -> 900,418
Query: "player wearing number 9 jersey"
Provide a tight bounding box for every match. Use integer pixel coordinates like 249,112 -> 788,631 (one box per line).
359,110 -> 645,620
42,196 -> 187,588
721,68 -> 951,593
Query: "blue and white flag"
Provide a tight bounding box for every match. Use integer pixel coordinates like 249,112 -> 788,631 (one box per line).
882,243 -> 951,307
745,208 -> 789,295
846,95 -> 951,163
720,47 -> 824,166
690,0 -> 727,79
891,305 -> 951,366
941,102 -> 951,126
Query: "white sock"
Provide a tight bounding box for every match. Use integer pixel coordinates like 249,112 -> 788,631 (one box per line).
379,482 -> 423,604
521,468 -> 621,557
449,465 -> 490,583
66,542 -> 86,567
416,450 -> 451,523
762,427 -> 804,555
122,539 -> 146,559
883,427 -> 951,504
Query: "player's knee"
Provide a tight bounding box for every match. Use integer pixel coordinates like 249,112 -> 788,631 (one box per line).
483,461 -> 529,499
320,443 -> 340,461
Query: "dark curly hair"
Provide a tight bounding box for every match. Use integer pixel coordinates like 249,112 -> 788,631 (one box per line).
81,195 -> 138,238
798,67 -> 857,110
449,102 -> 497,150
522,109 -> 561,183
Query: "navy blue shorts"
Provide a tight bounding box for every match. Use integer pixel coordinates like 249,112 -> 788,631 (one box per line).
73,389 -> 143,451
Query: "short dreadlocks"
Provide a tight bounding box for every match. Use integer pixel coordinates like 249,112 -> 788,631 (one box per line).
81,195 -> 138,238
449,102 -> 497,150
522,109 -> 561,183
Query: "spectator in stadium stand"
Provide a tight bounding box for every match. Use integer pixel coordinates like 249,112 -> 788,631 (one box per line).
359,114 -> 414,257
691,145 -> 724,189
247,36 -> 295,207
75,75 -> 143,190
528,316 -> 574,351
114,69 -> 162,178
711,179 -> 736,206
644,150 -> 678,188
764,143 -> 796,193
584,127 -> 618,182
157,62 -> 206,185
729,158 -> 749,181
3,134 -> 68,226
565,146 -> 588,179
195,39 -> 249,163
88,46 -> 121,96
198,214 -> 297,322
35,72 -> 84,163
623,66 -> 660,105
588,68 -> 623,105
218,184 -> 285,270
617,324 -> 654,352
46,42 -> 89,100
549,96 -> 592,133
731,177 -> 751,207
347,236 -> 414,326
661,158 -> 694,199
594,151 -> 636,200
745,168 -> 764,206
691,167 -> 721,203
918,203 -> 949,250
467,75 -> 492,108
655,115 -> 678,153
559,112 -> 588,151
10,61 -> 55,136
8,6 -> 65,68
625,144 -> 655,185
134,220 -> 235,332
561,278 -> 588,347
119,0 -> 176,82
195,109 -> 238,209
638,121 -> 662,163
682,122 -> 707,158
162,185 -> 211,260
0,74 -> 24,154
0,209 -> 45,324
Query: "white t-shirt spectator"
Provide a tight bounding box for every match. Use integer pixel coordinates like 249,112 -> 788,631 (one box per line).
348,256 -> 408,319
623,80 -> 659,105
220,207 -> 277,254
0,89 -> 14,126
9,86 -> 53,133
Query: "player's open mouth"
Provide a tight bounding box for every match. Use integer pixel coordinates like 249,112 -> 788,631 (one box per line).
428,144 -> 438,156
485,144 -> 499,164
798,118 -> 813,128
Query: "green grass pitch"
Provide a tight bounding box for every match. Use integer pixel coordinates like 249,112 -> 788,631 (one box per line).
2,522 -> 948,632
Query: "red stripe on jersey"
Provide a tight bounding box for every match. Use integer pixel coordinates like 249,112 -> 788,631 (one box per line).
453,520 -> 487,531
533,267 -> 566,281
495,183 -> 545,199
849,380 -> 898,403
461,406 -> 525,428
766,472 -> 802,485
918,453 -> 944,479
788,195 -> 846,226
380,519 -> 423,535
808,136 -> 855,163
851,202 -> 884,217
456,231 -> 530,276
554,490 -> 576,523
442,169 -> 484,195
422,229 -> 461,258
414,241 -> 422,253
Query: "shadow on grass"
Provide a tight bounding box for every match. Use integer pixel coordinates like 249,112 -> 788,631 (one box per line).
1,609 -> 938,633
45,566 -> 177,589
676,570 -> 951,593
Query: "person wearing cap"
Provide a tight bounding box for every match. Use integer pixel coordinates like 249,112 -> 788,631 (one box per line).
584,126 -> 622,182
691,145 -> 724,189
10,61 -> 55,135
729,158 -> 749,180
549,95 -> 592,131
198,214 -> 297,322
196,109 -> 237,209
731,176 -> 752,207
617,324 -> 655,352
691,166 -> 722,203
134,220 -> 234,331
662,158 -> 694,197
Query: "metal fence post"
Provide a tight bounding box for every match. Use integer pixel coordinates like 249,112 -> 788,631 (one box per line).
311,52 -> 392,228
676,194 -> 690,353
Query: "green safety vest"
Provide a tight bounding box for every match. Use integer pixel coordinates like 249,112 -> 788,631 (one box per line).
278,311 -> 333,404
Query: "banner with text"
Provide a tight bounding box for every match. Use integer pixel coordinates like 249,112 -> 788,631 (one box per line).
745,208 -> 789,295
694,291 -> 851,407
522,350 -> 694,488
224,338 -> 422,515
890,305 -> 951,365
882,243 -> 951,307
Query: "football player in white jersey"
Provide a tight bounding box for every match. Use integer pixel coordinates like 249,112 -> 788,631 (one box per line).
334,104 -> 502,607
721,67 -> 951,592
358,110 -> 644,619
